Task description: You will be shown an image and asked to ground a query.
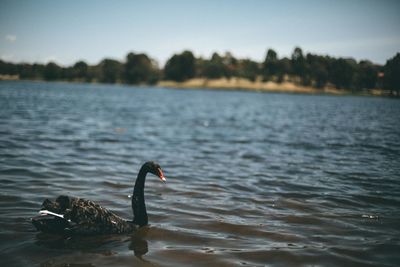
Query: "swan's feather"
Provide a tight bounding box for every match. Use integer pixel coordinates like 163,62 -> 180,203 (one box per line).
32,195 -> 136,235
39,209 -> 65,219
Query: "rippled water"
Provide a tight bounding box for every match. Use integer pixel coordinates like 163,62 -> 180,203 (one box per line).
0,81 -> 399,267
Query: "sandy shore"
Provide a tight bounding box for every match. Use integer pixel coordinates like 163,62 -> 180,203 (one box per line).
1,76 -> 391,96
158,77 -> 388,96
0,74 -> 19,81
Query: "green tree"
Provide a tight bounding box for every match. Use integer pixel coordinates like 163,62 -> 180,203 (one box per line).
99,59 -> 122,83
31,63 -> 45,79
383,53 -> 400,96
72,61 -> 89,81
197,52 -> 237,79
263,48 -> 279,80
164,50 -> 195,81
61,66 -> 74,81
354,60 -> 378,90
202,52 -> 226,79
291,47 -> 306,76
44,62 -> 62,81
306,54 -> 329,88
0,60 -> 18,75
237,59 -> 259,82
275,57 -> 292,83
313,62 -> 328,88
124,52 -> 159,84
291,47 -> 311,85
330,58 -> 356,89
16,64 -> 34,79
222,52 -> 238,78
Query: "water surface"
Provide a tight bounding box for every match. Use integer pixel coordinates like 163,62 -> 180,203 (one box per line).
0,81 -> 399,266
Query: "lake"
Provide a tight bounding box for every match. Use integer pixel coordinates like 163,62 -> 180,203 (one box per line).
0,81 -> 399,267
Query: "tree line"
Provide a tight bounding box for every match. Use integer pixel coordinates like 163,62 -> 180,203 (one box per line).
0,47 -> 399,94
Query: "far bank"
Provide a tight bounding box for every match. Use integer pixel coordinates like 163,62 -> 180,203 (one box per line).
158,77 -> 394,97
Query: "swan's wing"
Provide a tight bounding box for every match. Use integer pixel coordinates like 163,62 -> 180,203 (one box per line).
33,196 -> 134,234
33,196 -> 76,234
38,195 -> 72,214
31,213 -> 72,233
64,198 -> 133,234
32,195 -> 74,234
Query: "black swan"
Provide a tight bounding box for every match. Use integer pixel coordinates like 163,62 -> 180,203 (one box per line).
32,161 -> 166,235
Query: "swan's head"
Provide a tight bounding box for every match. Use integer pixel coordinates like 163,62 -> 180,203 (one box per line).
145,161 -> 166,182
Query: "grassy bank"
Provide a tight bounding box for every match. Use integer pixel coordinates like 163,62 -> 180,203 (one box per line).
1,76 -> 392,97
158,77 -> 389,96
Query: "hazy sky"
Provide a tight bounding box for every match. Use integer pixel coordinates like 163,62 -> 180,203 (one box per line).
1,0 -> 399,66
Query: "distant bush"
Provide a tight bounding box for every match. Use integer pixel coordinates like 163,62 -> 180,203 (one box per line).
44,62 -> 62,81
124,53 -> 160,84
383,53 -> 400,95
164,51 -> 195,82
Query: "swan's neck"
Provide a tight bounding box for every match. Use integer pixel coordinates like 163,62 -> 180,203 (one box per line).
132,165 -> 148,226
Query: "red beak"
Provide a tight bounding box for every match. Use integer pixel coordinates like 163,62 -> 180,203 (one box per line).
158,168 -> 166,183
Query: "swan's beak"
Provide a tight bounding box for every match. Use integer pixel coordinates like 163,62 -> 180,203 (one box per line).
158,168 -> 166,183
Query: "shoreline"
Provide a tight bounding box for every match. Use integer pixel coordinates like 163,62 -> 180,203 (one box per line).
157,77 -> 391,97
1,77 -> 394,97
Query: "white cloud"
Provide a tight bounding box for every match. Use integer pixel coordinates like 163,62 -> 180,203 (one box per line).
5,35 -> 17,42
1,54 -> 14,61
44,55 -> 59,63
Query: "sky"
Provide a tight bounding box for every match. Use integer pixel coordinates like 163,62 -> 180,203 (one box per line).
0,0 -> 399,66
